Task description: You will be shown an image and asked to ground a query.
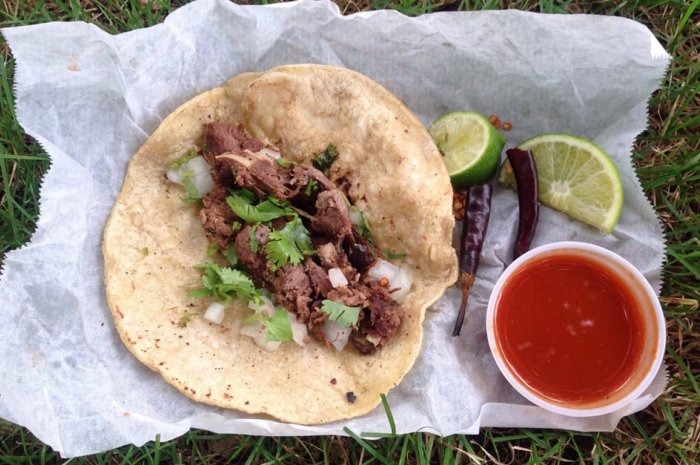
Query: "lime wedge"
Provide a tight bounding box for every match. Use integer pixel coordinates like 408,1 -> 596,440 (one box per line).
498,133 -> 623,234
429,112 -> 505,187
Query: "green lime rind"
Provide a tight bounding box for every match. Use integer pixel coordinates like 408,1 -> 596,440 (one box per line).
429,111 -> 505,188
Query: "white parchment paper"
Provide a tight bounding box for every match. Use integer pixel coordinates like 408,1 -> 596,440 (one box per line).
1,0 -> 670,457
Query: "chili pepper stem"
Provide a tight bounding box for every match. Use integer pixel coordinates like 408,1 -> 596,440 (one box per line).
452,271 -> 476,337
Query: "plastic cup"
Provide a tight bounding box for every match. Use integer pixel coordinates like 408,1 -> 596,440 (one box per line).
486,241 -> 665,417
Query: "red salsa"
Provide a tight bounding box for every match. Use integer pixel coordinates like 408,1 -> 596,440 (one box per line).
494,251 -> 645,405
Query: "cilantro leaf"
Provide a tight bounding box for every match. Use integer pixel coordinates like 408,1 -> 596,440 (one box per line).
385,250 -> 406,259
285,216 -> 314,253
188,262 -> 262,304
206,242 -> 218,258
249,224 -> 260,253
265,216 -> 315,269
221,245 -> 238,266
187,288 -> 211,299
357,210 -> 373,245
217,267 -> 249,285
275,157 -> 293,168
312,143 -> 339,172
244,298 -> 293,343
266,236 -> 302,269
320,300 -> 361,328
304,178 -> 319,197
180,173 -> 202,204
263,308 -> 293,342
226,190 -> 295,222
166,149 -> 198,170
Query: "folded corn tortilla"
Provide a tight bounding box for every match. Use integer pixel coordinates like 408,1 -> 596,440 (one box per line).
103,64 -> 457,423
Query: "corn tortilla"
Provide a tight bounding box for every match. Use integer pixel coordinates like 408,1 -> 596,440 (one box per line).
103,64 -> 457,424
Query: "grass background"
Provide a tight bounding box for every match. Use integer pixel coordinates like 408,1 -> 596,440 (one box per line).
0,0 -> 697,463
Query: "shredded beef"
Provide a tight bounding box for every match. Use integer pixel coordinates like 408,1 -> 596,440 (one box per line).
305,258 -> 333,298
326,284 -> 367,307
307,309 -> 329,344
200,186 -> 236,249
346,229 -> 377,271
203,123 -> 265,184
202,151 -> 237,185
234,225 -> 271,285
231,162 -> 335,203
316,242 -> 349,269
310,190 -> 353,239
350,328 -> 378,354
351,280 -> 404,354
193,122 -> 407,353
206,122 -> 265,156
305,166 -> 337,191
233,157 -> 301,200
271,264 -> 313,323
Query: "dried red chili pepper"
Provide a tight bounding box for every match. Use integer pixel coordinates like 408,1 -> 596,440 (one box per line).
453,183 -> 492,337
506,148 -> 539,260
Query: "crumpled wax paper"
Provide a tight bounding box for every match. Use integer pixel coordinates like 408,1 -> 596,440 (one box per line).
0,0 -> 670,457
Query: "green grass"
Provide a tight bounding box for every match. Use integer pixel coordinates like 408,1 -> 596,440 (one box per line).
1,0 -> 698,463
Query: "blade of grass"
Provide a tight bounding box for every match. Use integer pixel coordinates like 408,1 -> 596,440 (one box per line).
343,427 -> 393,465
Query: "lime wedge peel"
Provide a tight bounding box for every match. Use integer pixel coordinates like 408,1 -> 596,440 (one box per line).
429,111 -> 505,188
499,133 -> 624,234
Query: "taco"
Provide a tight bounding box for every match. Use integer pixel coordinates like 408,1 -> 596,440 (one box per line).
103,64 -> 457,424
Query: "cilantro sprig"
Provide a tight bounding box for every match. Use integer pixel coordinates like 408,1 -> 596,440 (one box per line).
320,300 -> 361,328
180,173 -> 202,204
188,262 -> 262,305
245,299 -> 294,342
226,189 -> 296,222
265,216 -> 315,269
312,143 -> 339,172
350,206 -> 374,244
165,149 -> 198,170
262,308 -> 293,342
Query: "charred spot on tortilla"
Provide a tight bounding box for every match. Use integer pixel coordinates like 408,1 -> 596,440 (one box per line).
103,64 -> 457,424
346,391 -> 357,403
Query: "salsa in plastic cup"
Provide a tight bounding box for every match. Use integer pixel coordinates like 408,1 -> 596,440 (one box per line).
486,241 -> 665,417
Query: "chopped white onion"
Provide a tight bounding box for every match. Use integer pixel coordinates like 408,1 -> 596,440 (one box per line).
186,155 -> 213,175
240,321 -> 281,352
165,168 -> 183,184
248,295 -> 275,317
328,267 -> 348,288
203,302 -> 226,325
288,312 -> 309,347
367,259 -> 413,303
191,172 -> 214,196
348,207 -> 363,226
367,258 -> 401,282
241,296 -> 286,350
165,156 -> 214,198
322,320 -> 352,352
390,266 -> 413,303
